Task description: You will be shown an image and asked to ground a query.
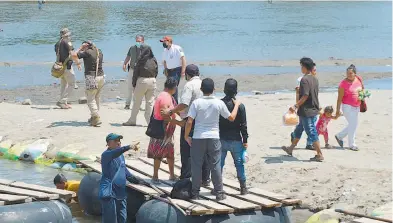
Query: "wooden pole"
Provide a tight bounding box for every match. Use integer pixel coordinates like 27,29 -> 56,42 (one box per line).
335,209 -> 392,223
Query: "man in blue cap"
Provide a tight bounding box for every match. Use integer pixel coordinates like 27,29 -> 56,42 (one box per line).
99,133 -> 141,223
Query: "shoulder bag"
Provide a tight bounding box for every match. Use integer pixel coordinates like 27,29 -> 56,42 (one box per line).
51,39 -> 70,78
356,75 -> 367,113
145,108 -> 165,139
85,48 -> 99,90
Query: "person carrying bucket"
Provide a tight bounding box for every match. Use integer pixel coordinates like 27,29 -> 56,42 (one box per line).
99,133 -> 141,223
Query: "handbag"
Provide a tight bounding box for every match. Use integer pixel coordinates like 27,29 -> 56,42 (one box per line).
51,38 -> 70,78
85,48 -> 100,90
145,108 -> 165,139
356,75 -> 367,113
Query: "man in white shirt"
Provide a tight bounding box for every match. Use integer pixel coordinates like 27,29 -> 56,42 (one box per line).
160,36 -> 186,104
161,64 -> 209,184
185,78 -> 241,201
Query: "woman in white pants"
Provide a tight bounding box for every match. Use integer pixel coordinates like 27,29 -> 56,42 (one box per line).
335,64 -> 363,151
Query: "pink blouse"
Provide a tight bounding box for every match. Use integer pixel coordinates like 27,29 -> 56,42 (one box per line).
339,77 -> 362,107
153,92 -> 175,120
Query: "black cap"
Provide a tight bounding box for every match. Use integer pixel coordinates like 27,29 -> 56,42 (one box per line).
185,64 -> 199,77
201,78 -> 214,94
54,173 -> 67,185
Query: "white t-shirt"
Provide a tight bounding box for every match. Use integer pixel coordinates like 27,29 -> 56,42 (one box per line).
187,96 -> 231,139
180,76 -> 203,119
162,44 -> 185,69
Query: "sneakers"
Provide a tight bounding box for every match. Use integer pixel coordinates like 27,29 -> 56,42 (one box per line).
124,105 -> 130,110
90,116 -> 102,127
56,102 -> 69,109
216,193 -> 227,201
240,181 -> 249,195
305,145 -> 314,150
349,146 -> 359,151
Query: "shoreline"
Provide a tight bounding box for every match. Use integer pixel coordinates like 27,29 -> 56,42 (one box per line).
1,57 -> 391,67
0,71 -> 391,105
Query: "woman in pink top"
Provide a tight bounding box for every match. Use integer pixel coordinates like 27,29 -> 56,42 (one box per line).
148,78 -> 181,183
335,64 -> 363,151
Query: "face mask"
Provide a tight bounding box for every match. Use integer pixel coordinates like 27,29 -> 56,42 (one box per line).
135,42 -> 141,48
163,43 -> 168,48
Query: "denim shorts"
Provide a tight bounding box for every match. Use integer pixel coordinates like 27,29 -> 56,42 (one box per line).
293,115 -> 319,143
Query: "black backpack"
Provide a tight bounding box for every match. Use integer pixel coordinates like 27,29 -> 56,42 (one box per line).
170,178 -> 192,200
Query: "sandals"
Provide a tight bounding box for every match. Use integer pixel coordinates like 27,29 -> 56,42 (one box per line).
335,135 -> 344,148
151,178 -> 160,185
281,146 -> 293,156
310,155 -> 324,162
325,144 -> 333,149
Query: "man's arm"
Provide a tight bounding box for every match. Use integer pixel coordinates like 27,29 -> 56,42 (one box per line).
239,104 -> 249,145
184,117 -> 194,144
180,56 -> 186,76
163,61 -> 168,76
101,146 -> 130,162
123,56 -> 131,72
291,78 -> 309,111
162,84 -> 192,116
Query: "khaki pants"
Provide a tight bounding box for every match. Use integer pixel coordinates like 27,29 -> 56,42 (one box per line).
85,76 -> 105,117
126,68 -> 134,106
59,67 -> 76,104
128,77 -> 156,124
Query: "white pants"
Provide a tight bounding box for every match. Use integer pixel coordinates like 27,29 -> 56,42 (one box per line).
59,67 -> 76,104
128,77 -> 156,125
126,68 -> 134,106
336,104 -> 360,148
85,76 -> 105,117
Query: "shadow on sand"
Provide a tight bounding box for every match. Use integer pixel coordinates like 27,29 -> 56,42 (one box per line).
47,121 -> 88,128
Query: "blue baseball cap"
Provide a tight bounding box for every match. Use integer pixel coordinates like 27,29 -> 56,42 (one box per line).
106,133 -> 123,142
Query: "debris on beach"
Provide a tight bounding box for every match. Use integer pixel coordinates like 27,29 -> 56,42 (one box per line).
21,99 -> 32,105
78,96 -> 87,104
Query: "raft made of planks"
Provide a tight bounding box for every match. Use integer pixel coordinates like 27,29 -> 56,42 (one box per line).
79,158 -> 302,216
0,178 -> 75,205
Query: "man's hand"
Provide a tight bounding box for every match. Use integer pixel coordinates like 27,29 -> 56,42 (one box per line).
185,137 -> 192,146
77,64 -> 82,71
232,99 -> 241,106
123,64 -> 127,72
243,143 -> 248,149
289,106 -> 296,113
131,142 -> 140,151
181,71 -> 185,76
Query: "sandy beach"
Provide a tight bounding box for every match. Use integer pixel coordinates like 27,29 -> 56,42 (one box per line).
0,89 -> 391,220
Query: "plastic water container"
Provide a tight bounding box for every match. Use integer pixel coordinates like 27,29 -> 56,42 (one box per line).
242,150 -> 249,163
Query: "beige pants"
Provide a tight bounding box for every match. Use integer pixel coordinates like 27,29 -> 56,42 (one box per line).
128,77 -> 156,124
85,76 -> 105,117
59,67 -> 76,104
126,68 -> 134,106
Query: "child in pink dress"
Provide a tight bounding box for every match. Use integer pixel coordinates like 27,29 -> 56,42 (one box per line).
317,106 -> 341,148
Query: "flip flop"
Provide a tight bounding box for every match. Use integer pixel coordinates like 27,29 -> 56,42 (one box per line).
281,146 -> 293,156
310,155 -> 324,162
335,135 -> 344,148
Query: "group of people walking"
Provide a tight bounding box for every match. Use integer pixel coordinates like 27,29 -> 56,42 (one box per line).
282,58 -> 365,162
53,27 -> 366,222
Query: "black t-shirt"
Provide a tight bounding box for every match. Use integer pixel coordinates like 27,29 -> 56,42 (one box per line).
219,96 -> 249,143
54,39 -> 73,69
298,74 -> 319,117
77,48 -> 104,76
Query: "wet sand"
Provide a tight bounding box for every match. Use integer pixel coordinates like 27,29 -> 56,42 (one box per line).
0,71 -> 391,105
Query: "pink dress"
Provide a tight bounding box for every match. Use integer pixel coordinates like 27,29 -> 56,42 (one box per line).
316,114 -> 332,142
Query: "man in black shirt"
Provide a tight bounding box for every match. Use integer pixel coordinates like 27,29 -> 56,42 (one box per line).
54,28 -> 81,109
282,57 -> 323,162
219,78 -> 249,194
72,41 -> 104,127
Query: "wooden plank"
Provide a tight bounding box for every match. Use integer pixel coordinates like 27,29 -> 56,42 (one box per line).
172,159 -> 301,205
140,157 -> 280,208
170,199 -> 215,215
0,179 -> 14,186
8,181 -> 75,199
0,185 -> 58,200
352,218 -> 387,223
78,160 -> 102,173
128,159 -> 259,211
0,193 -> 32,205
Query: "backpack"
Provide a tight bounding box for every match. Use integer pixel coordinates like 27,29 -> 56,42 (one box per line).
170,178 -> 192,200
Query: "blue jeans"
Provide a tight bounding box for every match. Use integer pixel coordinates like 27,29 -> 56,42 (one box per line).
293,116 -> 319,143
167,67 -> 181,104
101,198 -> 127,223
291,131 -> 313,146
220,140 -> 246,183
